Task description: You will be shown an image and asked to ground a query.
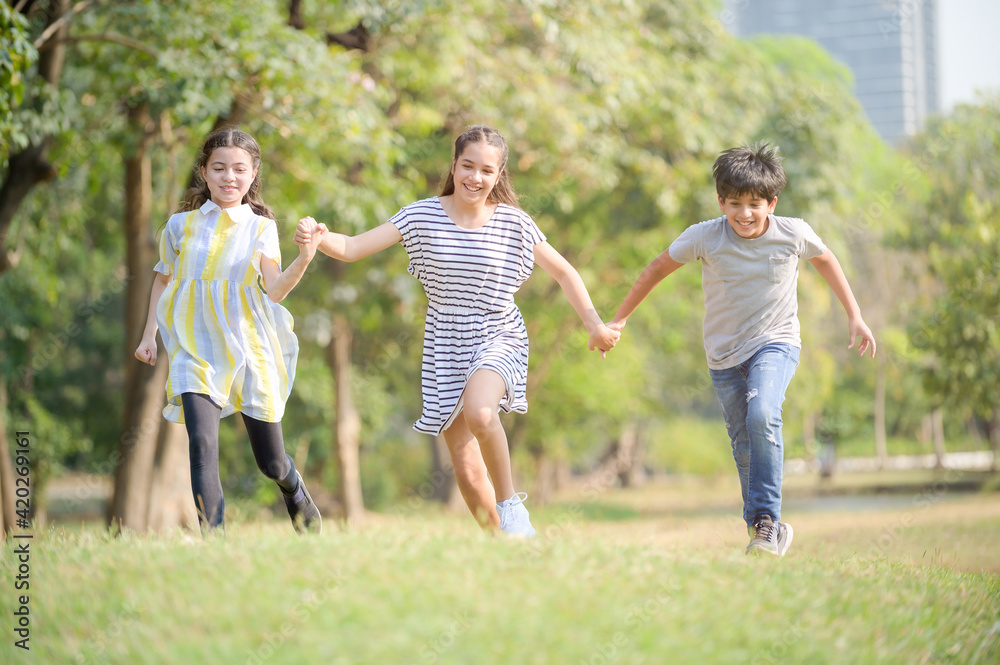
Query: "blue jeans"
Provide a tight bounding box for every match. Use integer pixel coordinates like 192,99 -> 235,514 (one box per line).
709,343 -> 799,526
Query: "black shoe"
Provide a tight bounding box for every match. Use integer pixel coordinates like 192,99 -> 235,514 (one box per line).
283,471 -> 322,534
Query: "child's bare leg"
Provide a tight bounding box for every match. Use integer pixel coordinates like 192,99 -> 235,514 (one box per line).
442,415 -> 499,528
450,369 -> 536,538
461,369 -> 517,502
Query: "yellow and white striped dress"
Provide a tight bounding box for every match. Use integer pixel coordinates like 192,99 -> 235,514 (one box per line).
154,201 -> 298,424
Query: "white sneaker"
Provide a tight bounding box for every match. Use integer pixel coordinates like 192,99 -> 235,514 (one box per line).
496,492 -> 536,538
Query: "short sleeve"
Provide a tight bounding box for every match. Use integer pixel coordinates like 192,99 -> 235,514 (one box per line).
517,209 -> 546,282
252,218 -> 281,275
390,205 -> 424,281
154,214 -> 181,275
667,222 -> 704,264
797,220 -> 828,260
521,211 -> 546,247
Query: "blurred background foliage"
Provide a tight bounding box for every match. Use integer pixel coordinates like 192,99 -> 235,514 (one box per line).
2,0 -> 998,516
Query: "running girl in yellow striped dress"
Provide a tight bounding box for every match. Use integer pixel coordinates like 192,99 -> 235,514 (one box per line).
134,128 -> 322,534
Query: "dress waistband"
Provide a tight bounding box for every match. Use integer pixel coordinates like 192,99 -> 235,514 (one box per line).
427,301 -> 516,315
173,273 -> 258,287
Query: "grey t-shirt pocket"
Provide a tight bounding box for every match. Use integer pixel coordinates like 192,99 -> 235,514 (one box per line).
768,255 -> 796,284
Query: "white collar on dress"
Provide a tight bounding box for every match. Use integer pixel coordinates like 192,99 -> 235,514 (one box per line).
200,200 -> 255,224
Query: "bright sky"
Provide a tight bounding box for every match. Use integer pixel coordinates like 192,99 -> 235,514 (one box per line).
936,0 -> 1000,109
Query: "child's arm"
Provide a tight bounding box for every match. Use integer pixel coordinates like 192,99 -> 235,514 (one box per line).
295,217 -> 402,262
134,272 -> 172,366
808,250 -> 876,357
609,249 -> 684,330
259,223 -> 326,303
533,241 -> 620,357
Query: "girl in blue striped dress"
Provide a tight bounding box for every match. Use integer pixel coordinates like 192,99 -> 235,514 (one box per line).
135,128 -> 323,534
296,126 -> 619,537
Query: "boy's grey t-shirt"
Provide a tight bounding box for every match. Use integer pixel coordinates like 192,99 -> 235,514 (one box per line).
668,214 -> 827,371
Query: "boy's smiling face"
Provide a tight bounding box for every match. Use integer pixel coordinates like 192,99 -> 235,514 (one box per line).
718,192 -> 777,239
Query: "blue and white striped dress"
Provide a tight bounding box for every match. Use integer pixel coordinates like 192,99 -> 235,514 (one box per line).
391,197 -> 546,435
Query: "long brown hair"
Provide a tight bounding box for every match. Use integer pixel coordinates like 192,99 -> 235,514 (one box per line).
439,126 -> 520,209
177,128 -> 274,218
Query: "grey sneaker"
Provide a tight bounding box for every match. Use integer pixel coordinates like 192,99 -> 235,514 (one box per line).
496,492 -> 536,538
745,515 -> 792,556
283,471 -> 322,534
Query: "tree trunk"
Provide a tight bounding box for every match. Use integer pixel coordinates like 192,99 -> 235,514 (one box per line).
590,422 -> 643,494
931,407 -> 946,470
328,313 -> 364,523
288,0 -> 305,29
874,355 -> 888,469
594,422 -> 643,490
617,422 -> 645,488
146,422 -> 197,532
0,0 -> 70,274
108,103 -> 164,533
0,380 -> 17,537
107,359 -> 166,532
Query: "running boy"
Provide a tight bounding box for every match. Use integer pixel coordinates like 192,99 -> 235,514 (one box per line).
609,142 -> 875,556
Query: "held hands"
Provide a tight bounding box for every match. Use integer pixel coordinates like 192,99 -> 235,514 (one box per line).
295,217 -> 328,260
591,318 -> 629,358
589,322 -> 622,360
848,316 -> 877,358
134,336 -> 157,366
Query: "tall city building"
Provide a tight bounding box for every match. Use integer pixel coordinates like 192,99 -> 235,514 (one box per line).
722,0 -> 938,143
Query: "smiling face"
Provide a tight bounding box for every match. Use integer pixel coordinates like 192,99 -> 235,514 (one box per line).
451,141 -> 504,207
201,146 -> 258,209
718,192 -> 777,239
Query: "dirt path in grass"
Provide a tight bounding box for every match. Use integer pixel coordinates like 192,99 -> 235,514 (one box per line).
544,474 -> 1000,574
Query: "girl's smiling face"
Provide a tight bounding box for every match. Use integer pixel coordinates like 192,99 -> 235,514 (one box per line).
451,142 -> 504,206
718,192 -> 777,239
202,147 -> 257,209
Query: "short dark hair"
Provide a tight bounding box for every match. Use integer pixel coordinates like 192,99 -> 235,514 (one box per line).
712,142 -> 786,201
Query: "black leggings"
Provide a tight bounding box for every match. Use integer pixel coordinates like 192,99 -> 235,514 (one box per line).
181,392 -> 297,530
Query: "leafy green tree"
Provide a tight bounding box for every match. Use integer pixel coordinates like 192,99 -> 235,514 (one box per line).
3,0 -> 948,529
1,0 -> 407,527
0,2 -> 37,151
905,96 -> 1000,465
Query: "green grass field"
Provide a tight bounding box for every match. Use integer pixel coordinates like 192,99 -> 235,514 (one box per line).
3,477 -> 1000,665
